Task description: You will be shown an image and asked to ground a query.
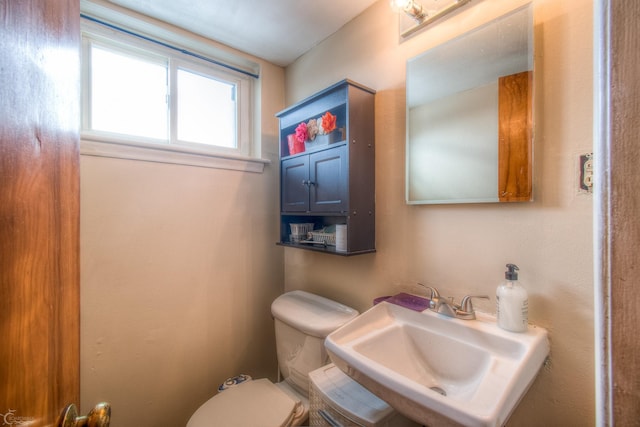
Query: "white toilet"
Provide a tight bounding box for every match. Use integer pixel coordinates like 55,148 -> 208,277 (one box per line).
186,290 -> 359,427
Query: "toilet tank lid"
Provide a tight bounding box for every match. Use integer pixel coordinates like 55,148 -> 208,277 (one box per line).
271,291 -> 359,338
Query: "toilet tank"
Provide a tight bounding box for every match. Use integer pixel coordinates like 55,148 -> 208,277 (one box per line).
271,291 -> 358,396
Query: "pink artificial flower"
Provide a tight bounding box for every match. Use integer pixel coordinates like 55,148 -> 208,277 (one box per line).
295,122 -> 308,144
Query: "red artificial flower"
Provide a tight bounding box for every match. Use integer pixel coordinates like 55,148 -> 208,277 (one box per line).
321,111 -> 337,134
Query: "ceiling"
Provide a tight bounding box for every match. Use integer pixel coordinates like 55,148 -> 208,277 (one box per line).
106,0 -> 380,67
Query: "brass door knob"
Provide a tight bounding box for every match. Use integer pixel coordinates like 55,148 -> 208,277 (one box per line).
58,402 -> 111,427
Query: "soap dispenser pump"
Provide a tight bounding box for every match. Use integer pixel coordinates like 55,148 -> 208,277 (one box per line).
496,264 -> 529,332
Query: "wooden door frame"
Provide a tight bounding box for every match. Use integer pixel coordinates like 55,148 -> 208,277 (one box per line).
594,0 -> 640,425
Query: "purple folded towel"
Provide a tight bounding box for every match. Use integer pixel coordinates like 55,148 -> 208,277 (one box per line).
384,292 -> 431,311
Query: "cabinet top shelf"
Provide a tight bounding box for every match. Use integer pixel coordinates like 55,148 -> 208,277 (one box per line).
280,140 -> 347,161
276,79 -> 376,118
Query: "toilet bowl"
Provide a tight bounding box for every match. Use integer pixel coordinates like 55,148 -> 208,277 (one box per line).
186,290 -> 359,427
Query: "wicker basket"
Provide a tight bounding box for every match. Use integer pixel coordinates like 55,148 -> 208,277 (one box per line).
308,231 -> 336,246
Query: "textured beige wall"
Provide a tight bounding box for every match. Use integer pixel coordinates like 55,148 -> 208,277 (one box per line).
284,0 -> 595,425
80,59 -> 285,425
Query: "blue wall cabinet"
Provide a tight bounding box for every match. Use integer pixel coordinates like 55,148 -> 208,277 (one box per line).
276,80 -> 376,255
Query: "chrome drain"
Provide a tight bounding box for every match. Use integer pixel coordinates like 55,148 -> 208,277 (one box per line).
430,386 -> 447,396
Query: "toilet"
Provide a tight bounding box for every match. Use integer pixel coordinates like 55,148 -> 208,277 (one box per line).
186,290 -> 359,427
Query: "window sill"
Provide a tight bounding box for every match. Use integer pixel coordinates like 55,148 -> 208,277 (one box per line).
80,137 -> 270,173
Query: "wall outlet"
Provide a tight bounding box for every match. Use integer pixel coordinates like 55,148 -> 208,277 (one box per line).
579,153 -> 593,193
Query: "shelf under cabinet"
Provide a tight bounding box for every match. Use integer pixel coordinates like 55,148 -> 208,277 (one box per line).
276,241 -> 376,256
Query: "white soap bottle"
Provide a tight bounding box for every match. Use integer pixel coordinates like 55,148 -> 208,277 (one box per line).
496,264 -> 528,332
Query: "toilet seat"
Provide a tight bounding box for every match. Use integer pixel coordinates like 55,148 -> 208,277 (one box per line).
186,379 -> 303,427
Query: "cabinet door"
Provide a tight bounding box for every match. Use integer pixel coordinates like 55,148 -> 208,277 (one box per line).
310,145 -> 348,212
281,156 -> 310,212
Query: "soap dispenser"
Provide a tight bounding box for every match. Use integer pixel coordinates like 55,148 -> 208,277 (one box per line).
496,264 -> 529,332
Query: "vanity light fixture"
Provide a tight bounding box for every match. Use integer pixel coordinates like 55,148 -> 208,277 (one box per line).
392,0 -> 473,38
390,0 -> 426,23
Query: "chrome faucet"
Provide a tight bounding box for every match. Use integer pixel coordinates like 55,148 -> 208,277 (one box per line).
430,293 -> 461,317
418,284 -> 489,320
457,295 -> 490,320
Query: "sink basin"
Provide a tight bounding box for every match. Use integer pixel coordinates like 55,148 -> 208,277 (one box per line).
325,300 -> 549,427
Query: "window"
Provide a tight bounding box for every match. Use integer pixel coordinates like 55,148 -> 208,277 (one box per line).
80,15 -> 265,171
176,68 -> 237,148
90,44 -> 168,140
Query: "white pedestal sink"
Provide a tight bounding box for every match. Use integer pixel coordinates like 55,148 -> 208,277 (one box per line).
325,301 -> 549,427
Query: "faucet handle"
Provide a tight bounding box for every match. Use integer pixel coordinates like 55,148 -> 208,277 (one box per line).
460,295 -> 490,313
417,283 -> 440,299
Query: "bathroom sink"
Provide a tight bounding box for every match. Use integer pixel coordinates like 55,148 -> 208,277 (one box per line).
325,301 -> 549,427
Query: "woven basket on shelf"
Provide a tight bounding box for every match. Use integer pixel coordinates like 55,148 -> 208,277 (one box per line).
308,231 -> 336,246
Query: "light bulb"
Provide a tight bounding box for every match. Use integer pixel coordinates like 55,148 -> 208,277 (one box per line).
390,0 -> 411,13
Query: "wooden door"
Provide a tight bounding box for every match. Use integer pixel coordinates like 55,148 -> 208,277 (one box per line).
598,0 -> 640,424
0,0 -> 81,425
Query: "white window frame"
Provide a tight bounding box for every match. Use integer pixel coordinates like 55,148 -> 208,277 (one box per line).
80,12 -> 268,173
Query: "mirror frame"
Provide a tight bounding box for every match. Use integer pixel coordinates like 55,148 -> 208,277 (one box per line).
405,3 -> 533,205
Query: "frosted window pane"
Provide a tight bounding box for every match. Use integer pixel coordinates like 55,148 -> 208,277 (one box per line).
91,46 -> 168,140
177,69 -> 236,148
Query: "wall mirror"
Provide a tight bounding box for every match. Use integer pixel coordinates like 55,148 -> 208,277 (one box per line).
406,3 -> 533,204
